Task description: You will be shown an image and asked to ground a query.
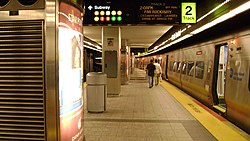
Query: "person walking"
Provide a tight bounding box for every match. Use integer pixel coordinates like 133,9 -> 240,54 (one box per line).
146,59 -> 156,88
154,59 -> 162,85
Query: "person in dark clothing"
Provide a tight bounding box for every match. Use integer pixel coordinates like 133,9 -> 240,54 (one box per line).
146,59 -> 156,88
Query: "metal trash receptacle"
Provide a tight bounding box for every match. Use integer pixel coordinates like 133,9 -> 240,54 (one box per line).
86,72 -> 107,112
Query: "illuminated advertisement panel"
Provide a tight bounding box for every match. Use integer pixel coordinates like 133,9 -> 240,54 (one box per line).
59,2 -> 84,141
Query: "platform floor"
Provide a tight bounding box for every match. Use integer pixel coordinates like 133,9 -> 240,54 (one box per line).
83,68 -> 250,141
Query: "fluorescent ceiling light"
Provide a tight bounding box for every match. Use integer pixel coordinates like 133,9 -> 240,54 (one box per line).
171,34 -> 193,45
191,1 -> 250,34
129,45 -> 145,48
84,40 -> 101,47
95,45 -> 102,49
197,0 -> 231,22
95,57 -> 102,60
83,45 -> 102,52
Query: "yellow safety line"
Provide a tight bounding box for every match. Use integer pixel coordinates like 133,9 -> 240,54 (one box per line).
160,81 -> 249,141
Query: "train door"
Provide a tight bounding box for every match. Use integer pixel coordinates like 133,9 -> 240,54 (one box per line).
165,55 -> 169,79
212,44 -> 228,112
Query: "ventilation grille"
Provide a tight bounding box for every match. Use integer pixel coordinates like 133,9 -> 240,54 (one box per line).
0,20 -> 45,141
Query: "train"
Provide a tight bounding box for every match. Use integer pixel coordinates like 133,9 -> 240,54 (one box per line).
137,14 -> 250,134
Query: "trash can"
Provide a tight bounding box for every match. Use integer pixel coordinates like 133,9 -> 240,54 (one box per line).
86,72 -> 107,112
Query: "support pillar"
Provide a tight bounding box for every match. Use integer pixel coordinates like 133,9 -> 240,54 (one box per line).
121,39 -> 129,85
102,27 -> 121,95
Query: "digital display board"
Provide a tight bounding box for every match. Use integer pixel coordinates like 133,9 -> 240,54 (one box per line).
84,0 -> 182,25
137,0 -> 180,24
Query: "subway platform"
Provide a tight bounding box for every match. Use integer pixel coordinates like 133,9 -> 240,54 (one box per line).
83,68 -> 250,141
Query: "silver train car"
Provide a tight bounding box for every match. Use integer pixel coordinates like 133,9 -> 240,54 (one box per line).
139,27 -> 250,134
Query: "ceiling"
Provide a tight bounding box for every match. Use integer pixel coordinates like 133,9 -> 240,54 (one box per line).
83,26 -> 172,49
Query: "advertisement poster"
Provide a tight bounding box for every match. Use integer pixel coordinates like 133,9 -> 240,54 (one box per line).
59,2 -> 84,141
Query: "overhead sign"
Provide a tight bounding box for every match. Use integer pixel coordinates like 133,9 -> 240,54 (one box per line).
181,2 -> 196,23
137,1 -> 180,24
84,0 -> 136,25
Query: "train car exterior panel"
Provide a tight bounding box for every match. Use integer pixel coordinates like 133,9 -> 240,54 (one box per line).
226,32 -> 250,133
184,44 -> 214,106
167,44 -> 215,106
181,80 -> 212,106
167,50 -> 182,88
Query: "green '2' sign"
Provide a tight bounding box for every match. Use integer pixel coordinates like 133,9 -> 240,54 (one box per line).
181,2 -> 196,23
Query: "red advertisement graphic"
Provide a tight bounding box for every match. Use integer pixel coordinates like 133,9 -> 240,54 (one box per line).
60,107 -> 84,141
59,2 -> 83,33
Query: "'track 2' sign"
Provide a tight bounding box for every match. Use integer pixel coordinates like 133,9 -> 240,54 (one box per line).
181,2 -> 197,24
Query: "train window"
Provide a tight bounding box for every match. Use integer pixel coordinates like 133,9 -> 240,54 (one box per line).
173,62 -> 176,71
173,62 -> 179,72
187,62 -> 194,76
177,62 -> 182,73
182,62 -> 187,74
195,61 -> 204,79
